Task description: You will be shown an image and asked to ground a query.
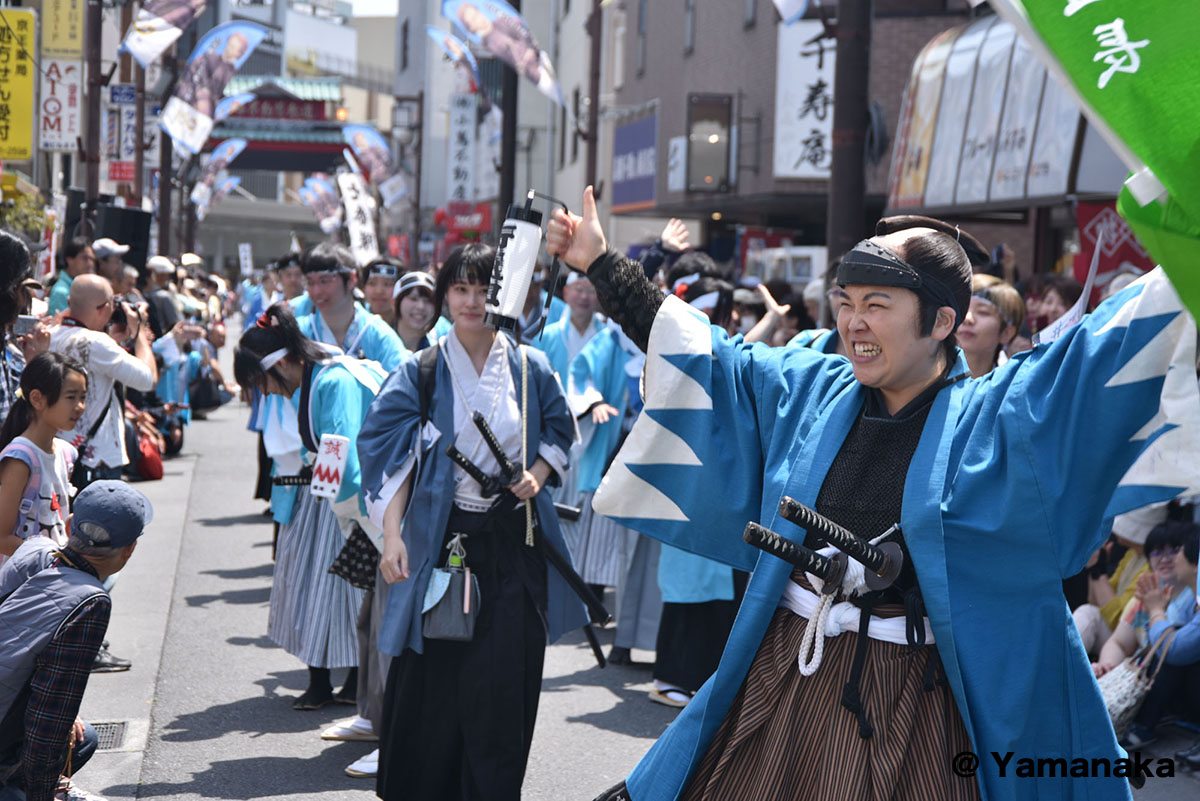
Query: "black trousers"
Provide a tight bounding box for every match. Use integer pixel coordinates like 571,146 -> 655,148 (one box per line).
376,505 -> 548,801
254,433 -> 273,502
653,572 -> 748,693
1134,659 -> 1200,729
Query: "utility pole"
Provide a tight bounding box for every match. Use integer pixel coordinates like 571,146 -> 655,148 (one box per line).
394,91 -> 424,267
83,0 -> 103,234
498,0 -> 520,224
825,0 -> 874,267
584,0 -> 602,191
134,66 -> 146,199
158,47 -> 176,258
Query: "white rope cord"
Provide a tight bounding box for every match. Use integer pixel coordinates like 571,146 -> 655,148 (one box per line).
796,526 -> 900,676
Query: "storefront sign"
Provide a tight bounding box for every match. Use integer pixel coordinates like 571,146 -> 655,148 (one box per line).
42,0 -> 82,58
0,10 -> 36,160
888,28 -> 958,209
446,93 -> 476,203
773,20 -> 835,180
1073,201 -> 1155,305
611,114 -> 657,213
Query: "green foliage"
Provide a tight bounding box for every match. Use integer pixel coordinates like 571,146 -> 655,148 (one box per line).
0,191 -> 47,239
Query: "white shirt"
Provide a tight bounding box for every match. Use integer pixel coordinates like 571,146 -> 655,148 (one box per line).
9,436 -> 72,546
565,317 -> 598,365
50,324 -> 155,467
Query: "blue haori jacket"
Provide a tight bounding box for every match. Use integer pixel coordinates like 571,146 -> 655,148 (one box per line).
357,336 -> 587,658
592,268 -> 1200,801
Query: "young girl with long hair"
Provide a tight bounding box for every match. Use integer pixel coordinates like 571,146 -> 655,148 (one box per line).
0,352 -> 88,559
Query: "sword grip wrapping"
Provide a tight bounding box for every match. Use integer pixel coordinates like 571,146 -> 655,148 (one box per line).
743,522 -> 832,579
778,496 -> 888,573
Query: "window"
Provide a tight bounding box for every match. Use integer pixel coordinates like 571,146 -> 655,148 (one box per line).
745,0 -> 757,27
684,0 -> 695,55
401,19 -> 409,71
687,93 -> 732,193
572,88 -> 581,164
636,0 -> 646,76
612,10 -> 626,90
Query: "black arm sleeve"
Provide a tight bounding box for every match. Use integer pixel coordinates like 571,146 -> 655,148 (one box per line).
587,250 -> 664,353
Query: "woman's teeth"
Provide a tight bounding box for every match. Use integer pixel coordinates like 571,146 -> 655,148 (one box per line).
854,343 -> 881,357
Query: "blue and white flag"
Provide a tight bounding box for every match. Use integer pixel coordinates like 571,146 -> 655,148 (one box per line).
121,0 -> 209,69
426,26 -> 480,95
442,0 -> 564,106
161,22 -> 267,154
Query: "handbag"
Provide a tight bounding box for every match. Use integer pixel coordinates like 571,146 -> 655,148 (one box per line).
1097,625 -> 1179,736
328,521 -> 381,590
188,374 -> 224,411
421,533 -> 480,641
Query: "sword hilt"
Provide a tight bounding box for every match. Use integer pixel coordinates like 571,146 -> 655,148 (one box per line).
743,522 -> 846,595
777,497 -> 902,591
472,411 -> 523,484
445,444 -> 502,497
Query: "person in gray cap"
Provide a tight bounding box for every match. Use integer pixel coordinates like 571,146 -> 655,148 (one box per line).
0,480 -> 153,801
90,239 -> 129,287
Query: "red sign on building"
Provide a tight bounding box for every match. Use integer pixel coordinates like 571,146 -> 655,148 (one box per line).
233,98 -> 327,121
108,161 -> 135,182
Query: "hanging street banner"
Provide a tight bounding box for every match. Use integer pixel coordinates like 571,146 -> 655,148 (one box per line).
196,175 -> 240,221
214,91 -> 257,123
341,124 -> 406,207
190,137 -> 246,208
39,59 -> 81,152
986,0 -> 1200,320
122,0 -> 209,69
426,25 -> 480,94
303,175 -> 343,235
442,0 -> 565,106
337,172 -> 380,267
446,93 -> 476,203
41,0 -> 83,58
161,21 -> 267,155
0,9 -> 36,160
773,20 -> 835,180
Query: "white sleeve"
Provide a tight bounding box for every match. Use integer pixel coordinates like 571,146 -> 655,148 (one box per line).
91,333 -> 156,391
364,453 -> 417,531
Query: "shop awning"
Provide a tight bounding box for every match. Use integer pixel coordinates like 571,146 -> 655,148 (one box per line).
224,76 -> 343,102
886,16 -> 1126,217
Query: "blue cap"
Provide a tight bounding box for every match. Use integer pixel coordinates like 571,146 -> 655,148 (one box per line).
71,480 -> 154,549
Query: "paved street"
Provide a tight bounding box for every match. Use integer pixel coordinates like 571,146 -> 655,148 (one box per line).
70,393 -> 1200,800
75,394 -> 674,801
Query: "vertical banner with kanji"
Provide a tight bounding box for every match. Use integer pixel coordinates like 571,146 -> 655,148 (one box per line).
41,0 -> 82,58
337,172 -> 380,267
446,93 -> 476,203
773,19 -> 835,179
0,9 -> 36,160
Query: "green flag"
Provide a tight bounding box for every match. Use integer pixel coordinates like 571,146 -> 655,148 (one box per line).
991,0 -> 1200,314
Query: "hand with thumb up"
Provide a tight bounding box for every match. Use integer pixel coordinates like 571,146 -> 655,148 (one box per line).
547,185 -> 608,274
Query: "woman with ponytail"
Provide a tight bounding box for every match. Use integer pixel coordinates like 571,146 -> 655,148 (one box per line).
0,352 -> 88,560
234,304 -> 389,730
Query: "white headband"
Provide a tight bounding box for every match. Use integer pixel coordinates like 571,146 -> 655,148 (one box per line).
688,291 -> 720,312
259,349 -> 288,370
672,272 -> 701,292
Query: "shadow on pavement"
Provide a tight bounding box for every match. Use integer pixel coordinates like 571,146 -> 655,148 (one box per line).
101,750 -> 375,799
227,634 -> 280,649
157,671 -> 354,742
185,586 -> 271,607
196,512 -> 275,528
202,563 -> 274,580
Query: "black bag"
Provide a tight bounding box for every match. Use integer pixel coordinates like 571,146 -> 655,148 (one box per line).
328,521 -> 381,591
188,374 -> 223,411
421,566 -> 480,641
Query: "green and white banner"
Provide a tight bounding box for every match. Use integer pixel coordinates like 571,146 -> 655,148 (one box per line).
986,0 -> 1200,317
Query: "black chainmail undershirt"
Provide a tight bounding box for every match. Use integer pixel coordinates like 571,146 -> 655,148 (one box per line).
586,250 -> 664,353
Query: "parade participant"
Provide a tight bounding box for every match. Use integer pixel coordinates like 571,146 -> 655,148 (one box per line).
356,242 -> 583,801
277,253 -> 306,304
362,257 -> 404,328
0,353 -> 86,558
0,480 -> 153,801
298,243 -> 405,365
547,186 -> 1200,801
391,271 -> 438,352
234,304 -> 386,720
958,275 -> 1025,377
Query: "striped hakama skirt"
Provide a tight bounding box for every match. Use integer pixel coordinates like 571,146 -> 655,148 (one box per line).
267,490 -> 364,669
681,607 -> 981,801
554,455 -> 624,587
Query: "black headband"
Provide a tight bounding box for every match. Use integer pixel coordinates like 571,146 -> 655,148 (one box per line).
836,239 -> 963,327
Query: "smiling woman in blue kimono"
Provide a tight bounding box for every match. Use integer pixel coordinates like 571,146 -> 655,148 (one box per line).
233,304 -> 388,716
547,188 -> 1200,801
355,243 -> 585,801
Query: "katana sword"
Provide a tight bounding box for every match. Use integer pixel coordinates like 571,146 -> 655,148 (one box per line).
777,497 -> 904,591
471,411 -> 524,485
743,522 -> 847,595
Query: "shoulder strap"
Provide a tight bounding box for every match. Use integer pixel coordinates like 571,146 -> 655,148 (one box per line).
1,441 -> 43,535
418,343 -> 440,427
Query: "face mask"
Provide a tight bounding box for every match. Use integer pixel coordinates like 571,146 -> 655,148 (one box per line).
736,314 -> 759,335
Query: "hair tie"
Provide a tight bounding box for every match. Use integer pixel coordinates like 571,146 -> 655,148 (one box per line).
259,349 -> 288,371
14,386 -> 24,400
256,313 -> 273,330
674,283 -> 690,299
